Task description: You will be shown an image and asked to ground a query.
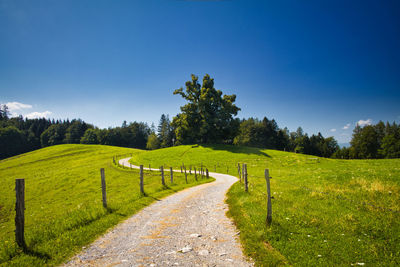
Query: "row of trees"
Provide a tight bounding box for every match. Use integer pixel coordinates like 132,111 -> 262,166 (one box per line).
233,118 -> 338,157
333,121 -> 400,159
0,105 -> 151,159
0,74 -> 341,159
4,74 -> 397,160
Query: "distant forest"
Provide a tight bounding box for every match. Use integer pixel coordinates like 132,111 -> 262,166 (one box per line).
1,74 -> 399,160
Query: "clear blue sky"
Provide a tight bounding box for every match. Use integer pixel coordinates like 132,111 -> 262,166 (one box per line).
1,0 -> 399,143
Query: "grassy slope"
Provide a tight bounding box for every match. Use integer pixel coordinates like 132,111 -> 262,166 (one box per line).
0,144 -> 213,266
131,144 -> 400,266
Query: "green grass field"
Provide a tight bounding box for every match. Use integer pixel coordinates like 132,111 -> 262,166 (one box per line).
0,144 -> 213,266
131,144 -> 400,266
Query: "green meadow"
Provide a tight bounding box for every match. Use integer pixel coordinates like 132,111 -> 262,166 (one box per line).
0,144 -> 213,266
131,144 -> 400,266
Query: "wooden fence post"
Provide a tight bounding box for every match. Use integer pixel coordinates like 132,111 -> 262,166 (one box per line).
206,168 -> 209,178
265,169 -> 272,226
194,167 -> 197,180
100,168 -> 107,208
140,165 -> 144,195
170,167 -> 173,183
238,163 -> 241,182
180,166 -> 183,173
184,166 -> 188,184
130,163 -> 132,169
189,166 -> 192,174
15,179 -> 26,248
244,164 -> 248,192
201,167 -> 204,179
161,166 -> 165,186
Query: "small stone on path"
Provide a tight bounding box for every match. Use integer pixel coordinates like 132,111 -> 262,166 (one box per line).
179,246 -> 193,253
190,233 -> 202,238
198,250 -> 209,256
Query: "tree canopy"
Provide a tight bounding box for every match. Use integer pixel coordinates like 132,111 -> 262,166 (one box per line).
172,74 -> 240,145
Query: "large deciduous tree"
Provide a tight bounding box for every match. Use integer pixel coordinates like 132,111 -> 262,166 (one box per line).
172,74 -> 240,144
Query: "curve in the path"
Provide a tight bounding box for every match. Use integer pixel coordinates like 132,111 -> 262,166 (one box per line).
64,158 -> 253,267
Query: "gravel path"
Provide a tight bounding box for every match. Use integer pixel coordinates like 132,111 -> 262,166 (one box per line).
64,158 -> 253,267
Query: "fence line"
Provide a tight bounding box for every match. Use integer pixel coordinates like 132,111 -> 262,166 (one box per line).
9,156 -> 216,248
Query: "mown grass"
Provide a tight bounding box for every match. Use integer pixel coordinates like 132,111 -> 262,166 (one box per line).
131,144 -> 400,266
0,144 -> 213,266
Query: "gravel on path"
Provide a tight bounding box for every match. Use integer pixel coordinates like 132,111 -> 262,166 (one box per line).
64,158 -> 253,267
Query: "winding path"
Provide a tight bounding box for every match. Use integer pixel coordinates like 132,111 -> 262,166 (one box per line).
64,158 -> 252,267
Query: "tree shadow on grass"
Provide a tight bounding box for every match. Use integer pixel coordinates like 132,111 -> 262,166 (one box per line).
202,144 -> 271,157
23,247 -> 51,261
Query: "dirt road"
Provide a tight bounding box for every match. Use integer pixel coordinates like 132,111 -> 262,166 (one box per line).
64,158 -> 252,266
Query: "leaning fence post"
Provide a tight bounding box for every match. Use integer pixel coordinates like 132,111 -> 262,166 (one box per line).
170,167 -> 173,183
265,169 -> 272,226
140,165 -> 144,195
244,164 -> 248,192
184,166 -> 188,184
15,179 -> 26,248
100,168 -> 107,208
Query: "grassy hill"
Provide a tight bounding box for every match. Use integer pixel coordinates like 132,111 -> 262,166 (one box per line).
131,144 -> 400,266
0,144 -> 213,266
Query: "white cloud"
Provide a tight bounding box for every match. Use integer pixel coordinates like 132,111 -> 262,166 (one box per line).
2,101 -> 52,119
342,123 -> 351,130
5,101 -> 32,112
25,111 -> 52,119
330,128 -> 336,132
357,119 -> 372,127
